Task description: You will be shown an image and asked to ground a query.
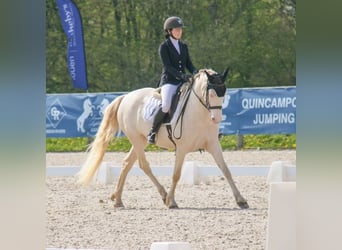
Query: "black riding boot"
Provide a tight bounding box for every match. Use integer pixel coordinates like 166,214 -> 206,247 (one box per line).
147,108 -> 167,144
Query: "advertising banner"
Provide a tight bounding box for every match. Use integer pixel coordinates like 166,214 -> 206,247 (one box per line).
220,87 -> 296,135
46,93 -> 124,137
56,0 -> 88,90
46,87 -> 296,137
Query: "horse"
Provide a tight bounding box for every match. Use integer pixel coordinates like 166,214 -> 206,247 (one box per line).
77,68 -> 249,209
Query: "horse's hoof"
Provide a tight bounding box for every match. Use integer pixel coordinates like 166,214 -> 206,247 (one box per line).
168,204 -> 179,209
237,201 -> 249,209
114,203 -> 124,208
110,193 -> 116,201
162,198 -> 166,205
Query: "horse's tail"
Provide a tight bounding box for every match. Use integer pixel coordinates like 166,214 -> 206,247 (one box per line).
77,95 -> 125,186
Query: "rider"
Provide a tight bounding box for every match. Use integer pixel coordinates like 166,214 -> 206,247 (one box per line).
147,16 -> 198,144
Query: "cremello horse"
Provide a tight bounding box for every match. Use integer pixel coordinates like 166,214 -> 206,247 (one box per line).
77,69 -> 249,209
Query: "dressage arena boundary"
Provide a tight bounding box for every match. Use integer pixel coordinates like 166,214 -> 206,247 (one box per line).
265,182 -> 296,250
46,160 -> 296,185
47,161 -> 296,250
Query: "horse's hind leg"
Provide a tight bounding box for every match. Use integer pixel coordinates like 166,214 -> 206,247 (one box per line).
207,142 -> 249,209
111,146 -> 137,207
134,136 -> 167,204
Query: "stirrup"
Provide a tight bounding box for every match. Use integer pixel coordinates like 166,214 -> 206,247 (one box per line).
147,132 -> 156,144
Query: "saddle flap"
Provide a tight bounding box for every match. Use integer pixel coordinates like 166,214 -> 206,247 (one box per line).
165,83 -> 191,123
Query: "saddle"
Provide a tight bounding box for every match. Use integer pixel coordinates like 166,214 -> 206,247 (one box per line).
155,82 -> 190,124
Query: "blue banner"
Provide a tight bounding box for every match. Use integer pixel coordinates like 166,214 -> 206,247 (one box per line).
46,93 -> 124,137
56,0 -> 88,90
46,87 -> 296,137
219,87 -> 296,135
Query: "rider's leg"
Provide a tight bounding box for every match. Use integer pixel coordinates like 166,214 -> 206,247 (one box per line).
147,108 -> 167,144
147,83 -> 179,144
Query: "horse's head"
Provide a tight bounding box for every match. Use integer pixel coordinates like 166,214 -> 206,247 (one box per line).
194,68 -> 229,123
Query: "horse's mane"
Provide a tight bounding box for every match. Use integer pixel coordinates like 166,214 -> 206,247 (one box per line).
199,68 -> 216,74
194,68 -> 217,80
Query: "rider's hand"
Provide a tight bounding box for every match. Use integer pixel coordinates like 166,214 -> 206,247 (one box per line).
181,74 -> 192,82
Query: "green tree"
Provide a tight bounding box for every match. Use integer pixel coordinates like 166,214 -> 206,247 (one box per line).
46,0 -> 295,93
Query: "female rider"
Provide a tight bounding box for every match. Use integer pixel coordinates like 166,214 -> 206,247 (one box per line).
147,16 -> 198,144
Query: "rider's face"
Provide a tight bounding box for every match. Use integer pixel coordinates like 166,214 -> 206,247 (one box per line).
171,27 -> 183,40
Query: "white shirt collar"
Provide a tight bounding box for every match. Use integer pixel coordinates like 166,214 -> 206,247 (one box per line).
170,37 -> 180,54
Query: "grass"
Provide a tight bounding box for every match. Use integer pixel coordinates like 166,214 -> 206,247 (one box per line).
46,134 -> 296,152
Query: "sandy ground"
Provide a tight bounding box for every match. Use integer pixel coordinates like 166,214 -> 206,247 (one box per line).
46,150 -> 295,250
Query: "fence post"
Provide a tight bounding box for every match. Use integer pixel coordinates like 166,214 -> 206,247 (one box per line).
87,136 -> 94,145
237,133 -> 244,149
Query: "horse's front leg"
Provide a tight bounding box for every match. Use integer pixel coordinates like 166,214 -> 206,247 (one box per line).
207,141 -> 249,209
166,151 -> 186,209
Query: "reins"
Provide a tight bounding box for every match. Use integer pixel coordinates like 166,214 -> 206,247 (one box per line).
171,79 -> 194,140
169,75 -> 225,143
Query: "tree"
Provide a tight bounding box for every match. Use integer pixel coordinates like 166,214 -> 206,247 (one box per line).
46,0 -> 295,93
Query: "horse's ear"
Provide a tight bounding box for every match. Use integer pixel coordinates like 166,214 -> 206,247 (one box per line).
222,67 -> 230,82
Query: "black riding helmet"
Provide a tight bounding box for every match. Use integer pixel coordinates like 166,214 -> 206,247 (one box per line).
163,16 -> 184,31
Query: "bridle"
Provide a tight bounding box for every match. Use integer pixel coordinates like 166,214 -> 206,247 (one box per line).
169,71 -> 227,144
191,74 -> 227,111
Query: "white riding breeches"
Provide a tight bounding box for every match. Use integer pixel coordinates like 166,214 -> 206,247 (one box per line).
160,83 -> 180,113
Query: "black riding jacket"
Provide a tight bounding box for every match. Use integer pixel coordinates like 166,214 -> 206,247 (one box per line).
159,38 -> 197,86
